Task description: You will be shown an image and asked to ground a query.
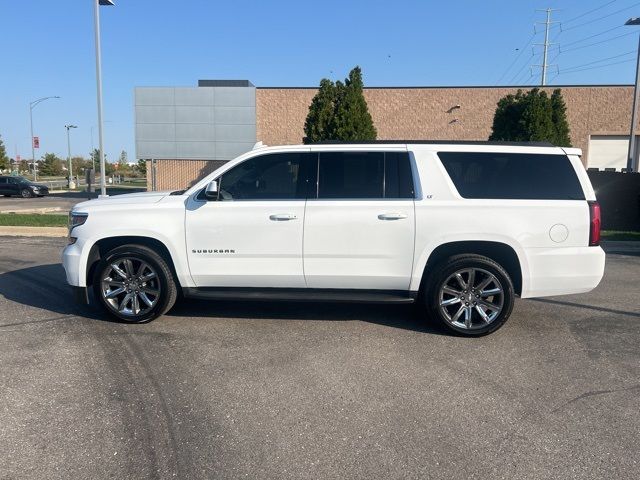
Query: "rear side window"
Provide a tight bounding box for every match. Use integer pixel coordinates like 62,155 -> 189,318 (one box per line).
316,151 -> 413,199
438,152 -> 585,200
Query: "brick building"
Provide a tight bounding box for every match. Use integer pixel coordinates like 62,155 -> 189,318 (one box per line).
135,82 -> 638,191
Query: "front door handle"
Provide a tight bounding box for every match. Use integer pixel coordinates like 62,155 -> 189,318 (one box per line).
378,213 -> 408,221
269,213 -> 298,221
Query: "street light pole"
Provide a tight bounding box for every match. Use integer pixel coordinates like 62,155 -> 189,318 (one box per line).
93,0 -> 114,197
29,96 -> 60,181
65,125 -> 78,188
625,18 -> 640,173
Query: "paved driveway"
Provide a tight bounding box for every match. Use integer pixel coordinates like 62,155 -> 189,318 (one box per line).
0,238 -> 638,479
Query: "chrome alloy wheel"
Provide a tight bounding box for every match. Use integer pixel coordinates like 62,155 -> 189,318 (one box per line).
438,268 -> 504,330
101,257 -> 160,317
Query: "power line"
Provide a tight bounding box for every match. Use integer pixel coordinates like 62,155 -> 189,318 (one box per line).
562,0 -> 618,25
561,1 -> 640,32
495,32 -> 537,85
561,50 -> 636,71
558,58 -> 635,74
562,25 -> 622,47
508,50 -> 537,85
561,29 -> 637,52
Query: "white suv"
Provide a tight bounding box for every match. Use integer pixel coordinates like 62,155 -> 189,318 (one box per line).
62,141 -> 605,336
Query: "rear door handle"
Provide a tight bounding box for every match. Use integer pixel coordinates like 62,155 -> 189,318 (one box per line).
378,213 -> 408,221
269,213 -> 298,221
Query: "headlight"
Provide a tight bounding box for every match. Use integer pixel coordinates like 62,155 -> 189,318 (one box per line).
68,211 -> 88,232
31,186 -> 39,190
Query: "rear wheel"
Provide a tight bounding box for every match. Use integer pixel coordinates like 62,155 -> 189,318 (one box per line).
93,244 -> 177,323
424,255 -> 514,336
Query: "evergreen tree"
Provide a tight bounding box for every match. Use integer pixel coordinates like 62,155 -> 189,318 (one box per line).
490,88 -> 572,146
39,153 -> 64,176
521,89 -> 554,142
136,158 -> 147,175
0,135 -> 9,171
330,67 -> 377,141
304,79 -> 337,143
551,89 -> 571,146
118,150 -> 128,166
303,66 -> 377,143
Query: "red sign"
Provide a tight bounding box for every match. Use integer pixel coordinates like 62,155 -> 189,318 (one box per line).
32,136 -> 40,149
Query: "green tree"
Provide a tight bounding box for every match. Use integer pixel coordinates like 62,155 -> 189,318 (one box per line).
39,153 -> 64,176
136,158 -> 147,175
550,89 -> 571,146
90,149 -> 113,174
0,135 -> 9,171
70,156 -> 88,175
489,88 -> 572,146
303,66 -> 377,143
304,78 -> 337,143
330,67 -> 377,141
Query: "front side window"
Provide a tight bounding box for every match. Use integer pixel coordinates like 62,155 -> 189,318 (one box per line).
210,153 -> 312,201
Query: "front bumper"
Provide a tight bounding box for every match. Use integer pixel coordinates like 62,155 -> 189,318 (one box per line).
62,241 -> 84,287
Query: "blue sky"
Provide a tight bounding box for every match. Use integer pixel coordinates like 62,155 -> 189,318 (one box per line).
1,0 -> 640,163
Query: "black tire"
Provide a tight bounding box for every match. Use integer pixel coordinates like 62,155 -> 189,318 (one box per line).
93,244 -> 177,323
21,188 -> 33,198
3,194 -> 10,197
423,254 -> 514,337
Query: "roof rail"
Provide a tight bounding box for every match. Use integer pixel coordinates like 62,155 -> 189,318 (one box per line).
310,140 -> 556,147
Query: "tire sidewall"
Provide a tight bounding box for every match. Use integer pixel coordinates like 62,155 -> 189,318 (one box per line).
21,189 -> 32,198
426,256 -> 515,336
93,246 -> 172,323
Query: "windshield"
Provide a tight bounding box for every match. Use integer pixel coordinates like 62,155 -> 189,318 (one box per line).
14,176 -> 30,184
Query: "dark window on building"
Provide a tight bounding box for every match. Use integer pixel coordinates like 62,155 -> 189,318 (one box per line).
204,153 -> 313,201
317,151 -> 414,199
438,152 -> 585,200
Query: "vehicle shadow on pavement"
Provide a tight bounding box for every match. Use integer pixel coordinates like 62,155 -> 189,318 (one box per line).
0,264 -> 104,323
168,298 -> 448,335
0,263 -> 447,334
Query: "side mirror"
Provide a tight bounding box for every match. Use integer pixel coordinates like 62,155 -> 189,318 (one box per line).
204,180 -> 219,200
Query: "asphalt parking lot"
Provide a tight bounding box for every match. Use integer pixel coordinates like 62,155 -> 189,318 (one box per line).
0,237 -> 638,479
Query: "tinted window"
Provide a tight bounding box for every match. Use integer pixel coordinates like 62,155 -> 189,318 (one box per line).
213,153 -> 310,201
438,152 -> 585,200
0,178 -> 6,184
318,152 -> 384,199
316,151 -> 414,199
384,152 -> 414,198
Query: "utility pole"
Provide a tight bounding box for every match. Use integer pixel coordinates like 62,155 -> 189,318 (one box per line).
535,8 -> 559,86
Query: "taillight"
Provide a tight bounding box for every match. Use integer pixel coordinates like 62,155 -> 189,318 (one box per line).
588,201 -> 601,246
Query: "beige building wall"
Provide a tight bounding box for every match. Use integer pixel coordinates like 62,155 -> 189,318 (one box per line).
152,85 -> 635,190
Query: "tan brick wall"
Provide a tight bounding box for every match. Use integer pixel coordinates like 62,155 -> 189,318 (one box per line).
152,85 -> 635,190
147,159 -> 226,191
256,86 -> 636,157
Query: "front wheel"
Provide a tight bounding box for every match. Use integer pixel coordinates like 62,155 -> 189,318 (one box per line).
424,255 -> 514,336
93,244 -> 177,323
21,188 -> 33,198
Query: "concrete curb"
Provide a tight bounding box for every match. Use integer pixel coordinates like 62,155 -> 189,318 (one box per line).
0,226 -> 68,237
0,207 -> 67,214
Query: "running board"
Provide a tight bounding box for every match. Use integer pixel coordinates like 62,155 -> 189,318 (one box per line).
183,287 -> 417,304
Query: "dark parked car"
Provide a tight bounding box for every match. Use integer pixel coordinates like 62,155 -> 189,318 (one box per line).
0,176 -> 49,198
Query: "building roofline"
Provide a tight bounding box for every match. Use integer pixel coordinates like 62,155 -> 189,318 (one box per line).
257,84 -> 634,90
311,140 -> 555,147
